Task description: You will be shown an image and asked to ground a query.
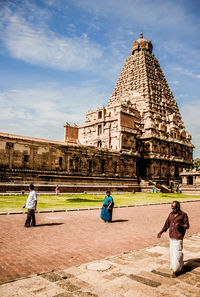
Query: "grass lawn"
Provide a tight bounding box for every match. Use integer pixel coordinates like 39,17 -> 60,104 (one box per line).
0,192 -> 200,212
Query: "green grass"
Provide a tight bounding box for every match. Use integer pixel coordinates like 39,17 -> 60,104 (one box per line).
0,192 -> 200,212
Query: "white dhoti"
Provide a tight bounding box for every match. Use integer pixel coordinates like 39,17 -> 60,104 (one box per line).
169,238 -> 183,272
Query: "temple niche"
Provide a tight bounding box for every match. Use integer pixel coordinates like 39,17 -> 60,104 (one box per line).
66,33 -> 194,185
0,34 -> 194,192
180,169 -> 200,194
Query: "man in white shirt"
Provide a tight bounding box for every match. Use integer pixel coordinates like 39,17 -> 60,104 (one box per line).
23,184 -> 37,227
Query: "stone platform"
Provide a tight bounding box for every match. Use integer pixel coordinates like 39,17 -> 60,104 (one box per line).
0,172 -> 140,193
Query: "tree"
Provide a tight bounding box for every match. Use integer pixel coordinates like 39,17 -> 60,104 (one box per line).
194,158 -> 200,171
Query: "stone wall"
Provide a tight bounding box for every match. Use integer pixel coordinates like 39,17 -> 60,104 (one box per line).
0,133 -> 138,181
180,169 -> 200,194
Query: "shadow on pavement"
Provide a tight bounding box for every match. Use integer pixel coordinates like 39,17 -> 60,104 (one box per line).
181,258 -> 200,275
110,219 -> 129,223
34,223 -> 64,227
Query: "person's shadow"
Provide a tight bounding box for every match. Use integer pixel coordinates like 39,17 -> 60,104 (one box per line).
34,223 -> 64,227
110,219 -> 129,223
180,258 -> 200,275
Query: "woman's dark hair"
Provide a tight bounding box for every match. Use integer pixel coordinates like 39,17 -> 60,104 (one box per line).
106,190 -> 110,195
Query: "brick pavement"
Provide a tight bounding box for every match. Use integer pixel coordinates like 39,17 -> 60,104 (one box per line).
0,202 -> 200,284
0,233 -> 200,296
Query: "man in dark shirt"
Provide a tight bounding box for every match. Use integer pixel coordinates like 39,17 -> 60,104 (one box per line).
157,201 -> 189,278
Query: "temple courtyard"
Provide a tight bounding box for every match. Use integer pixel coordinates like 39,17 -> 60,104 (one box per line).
0,201 -> 200,296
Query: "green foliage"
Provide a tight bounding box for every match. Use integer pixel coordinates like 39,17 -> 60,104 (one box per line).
194,158 -> 200,171
0,193 -> 200,213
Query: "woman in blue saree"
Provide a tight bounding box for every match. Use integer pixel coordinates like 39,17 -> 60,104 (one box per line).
100,191 -> 114,222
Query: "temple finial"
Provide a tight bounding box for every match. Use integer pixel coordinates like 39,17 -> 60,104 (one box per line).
131,33 -> 153,55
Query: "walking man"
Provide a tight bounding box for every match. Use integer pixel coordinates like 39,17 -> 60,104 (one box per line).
157,201 -> 189,278
23,184 -> 37,227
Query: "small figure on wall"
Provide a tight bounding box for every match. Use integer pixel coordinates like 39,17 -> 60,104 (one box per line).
55,185 -> 60,195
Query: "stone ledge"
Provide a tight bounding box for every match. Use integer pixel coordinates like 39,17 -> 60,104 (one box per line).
1,200 -> 200,215
8,211 -> 24,215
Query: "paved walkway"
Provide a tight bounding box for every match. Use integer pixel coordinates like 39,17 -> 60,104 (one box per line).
0,202 -> 200,296
1,233 -> 199,297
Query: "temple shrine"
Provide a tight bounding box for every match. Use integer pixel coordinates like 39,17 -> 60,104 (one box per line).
0,34 -> 194,193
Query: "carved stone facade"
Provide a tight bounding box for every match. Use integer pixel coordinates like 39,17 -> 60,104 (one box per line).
0,132 -> 139,192
0,132 -> 138,177
78,103 -> 141,151
0,34 -> 194,191
180,169 -> 200,194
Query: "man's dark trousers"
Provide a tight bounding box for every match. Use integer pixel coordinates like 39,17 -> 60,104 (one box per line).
24,209 -> 36,227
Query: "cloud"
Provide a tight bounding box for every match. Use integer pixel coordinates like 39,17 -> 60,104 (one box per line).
173,67 -> 200,80
0,84 -> 109,140
0,13 -> 102,71
76,0 -> 199,31
41,0 -> 57,7
169,80 -> 179,85
181,102 -> 200,159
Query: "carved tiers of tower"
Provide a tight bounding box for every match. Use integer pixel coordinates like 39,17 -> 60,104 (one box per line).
78,33 -> 193,157
131,33 -> 153,55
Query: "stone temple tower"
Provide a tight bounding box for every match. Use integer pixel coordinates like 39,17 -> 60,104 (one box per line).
69,33 -> 194,184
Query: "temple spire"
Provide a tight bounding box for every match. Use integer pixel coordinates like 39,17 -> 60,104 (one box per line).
108,33 -> 188,142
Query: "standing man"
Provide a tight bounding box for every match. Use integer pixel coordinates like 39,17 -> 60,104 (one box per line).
157,201 -> 189,278
23,184 -> 37,227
